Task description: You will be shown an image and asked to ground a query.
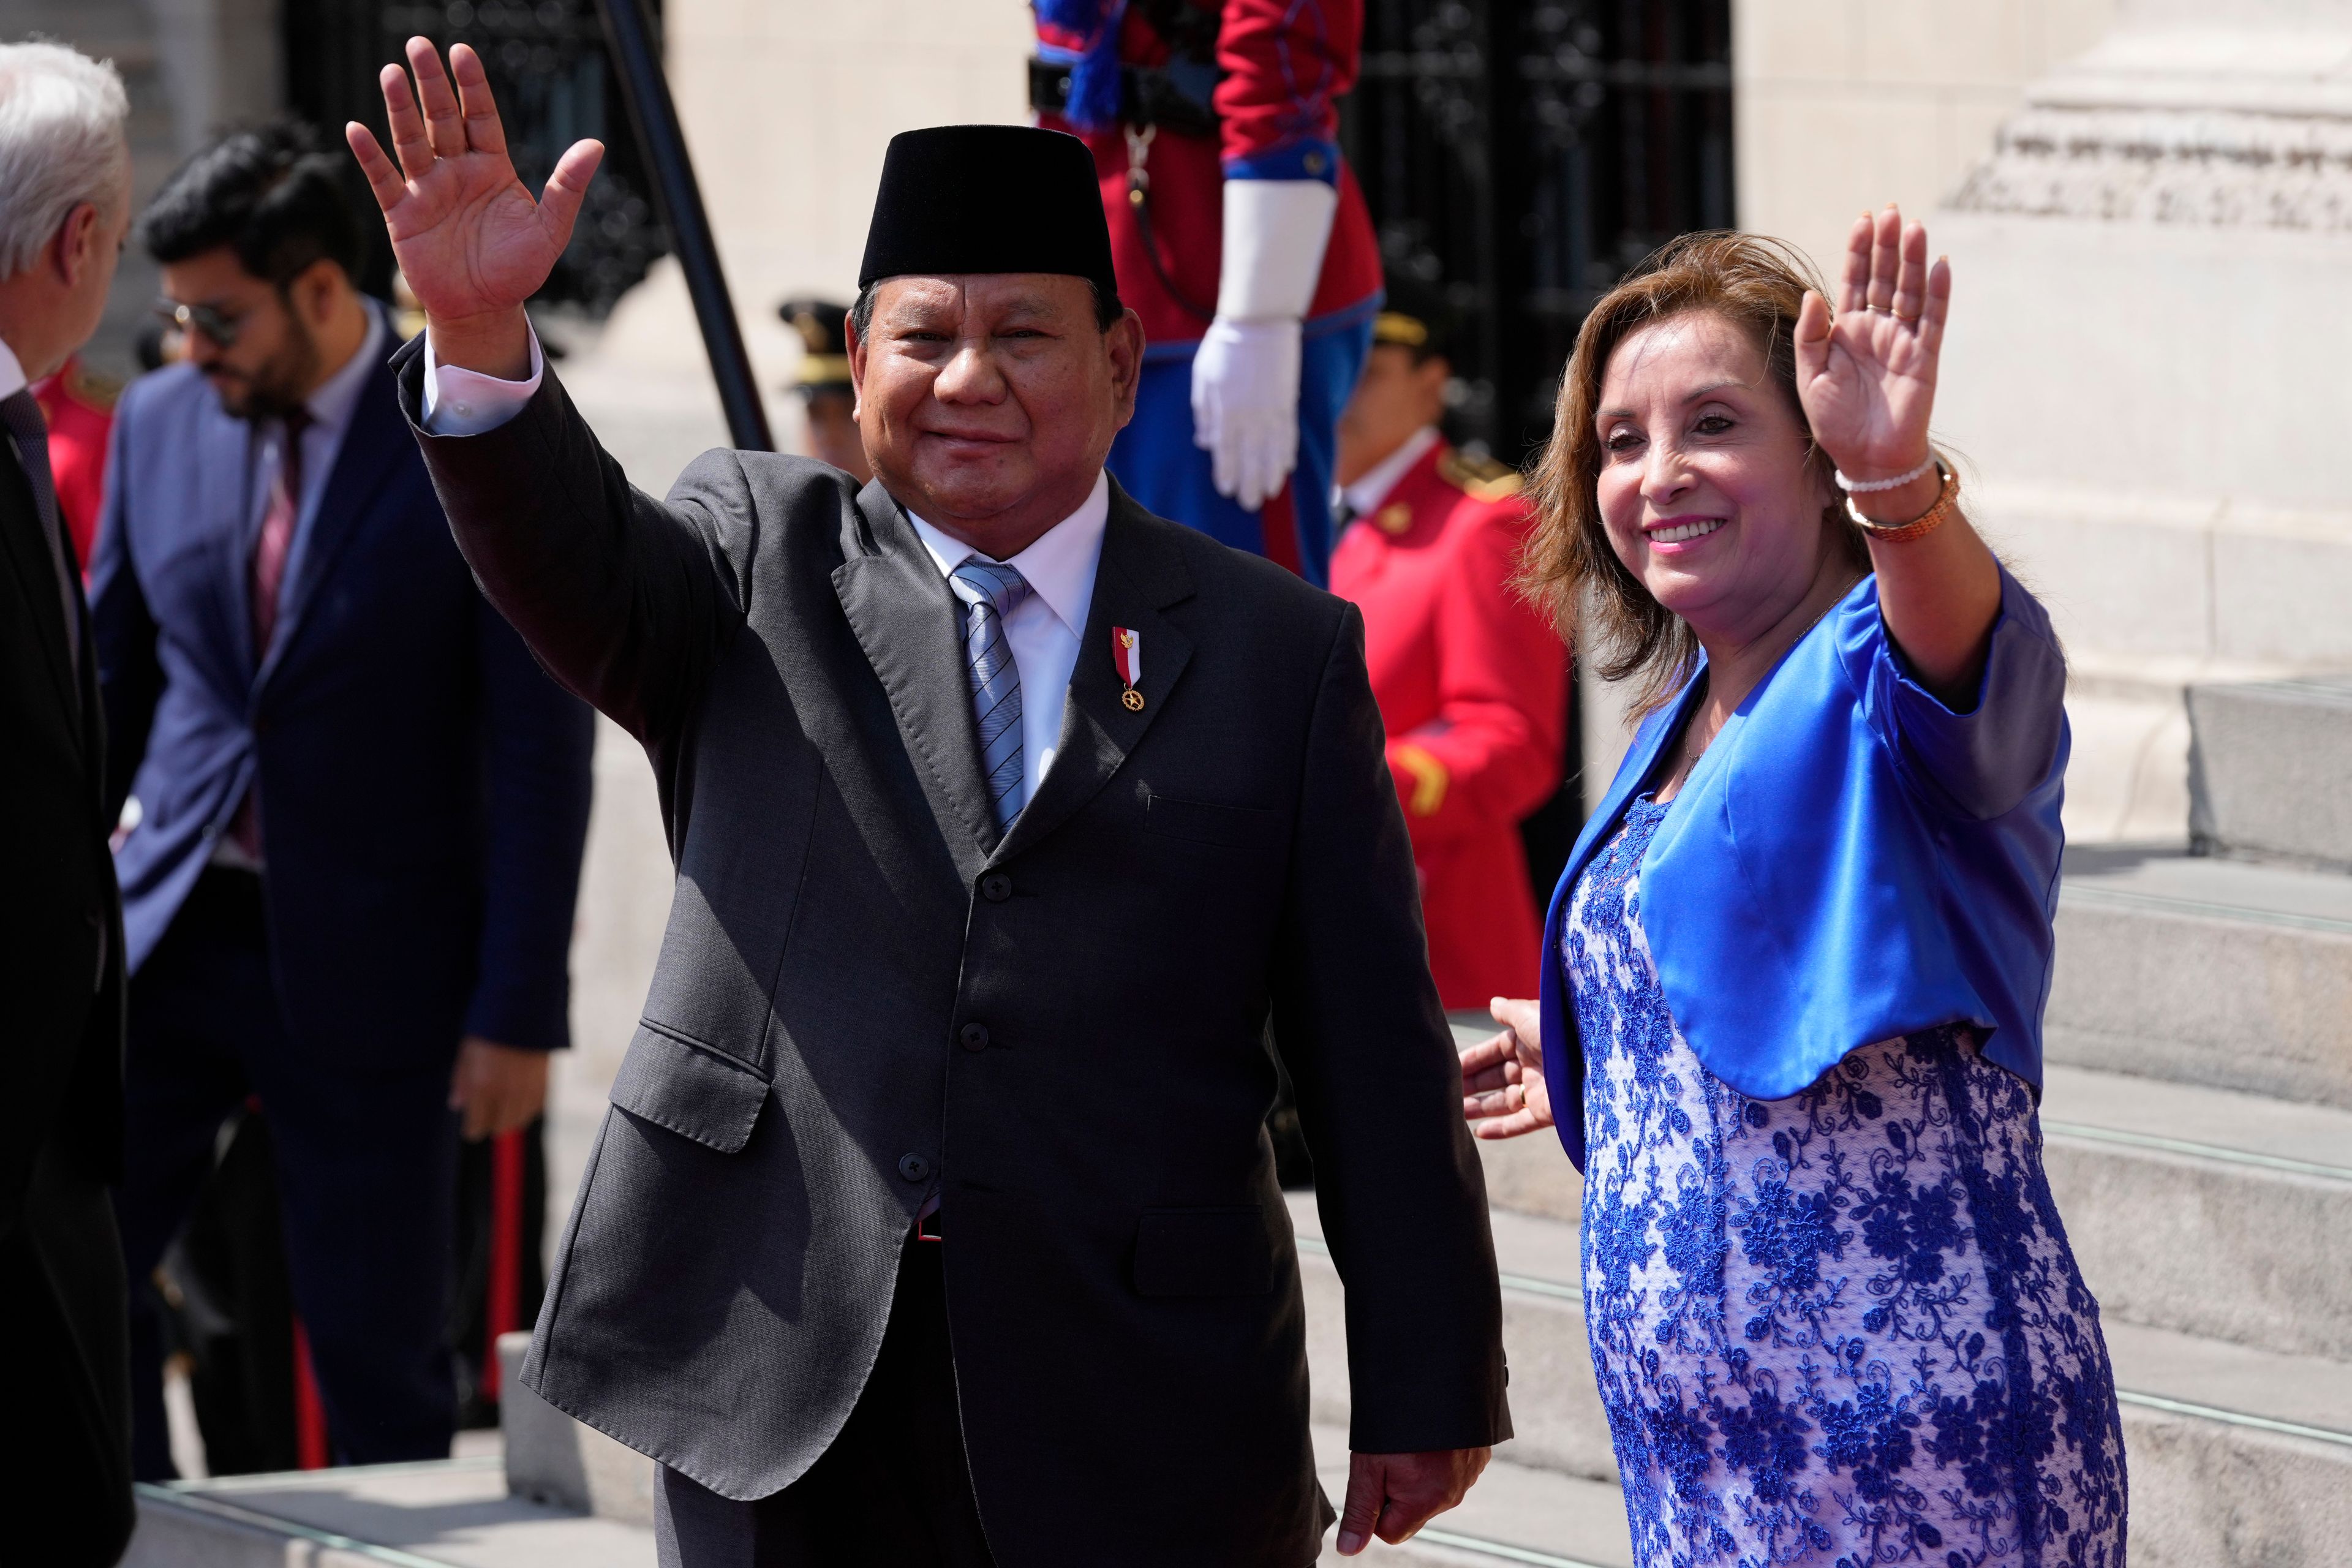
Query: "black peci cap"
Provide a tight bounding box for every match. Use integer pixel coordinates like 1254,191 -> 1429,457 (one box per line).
859,125 -> 1120,304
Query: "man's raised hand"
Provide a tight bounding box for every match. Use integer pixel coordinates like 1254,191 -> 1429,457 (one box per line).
345,39 -> 603,376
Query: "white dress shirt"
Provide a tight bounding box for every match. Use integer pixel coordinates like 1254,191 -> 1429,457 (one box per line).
1335,421 -> 1440,521
420,326 -> 1112,802
905,475 -> 1108,803
0,332 -> 27,402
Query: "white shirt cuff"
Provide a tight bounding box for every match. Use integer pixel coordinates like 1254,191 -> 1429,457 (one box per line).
420,323 -> 546,435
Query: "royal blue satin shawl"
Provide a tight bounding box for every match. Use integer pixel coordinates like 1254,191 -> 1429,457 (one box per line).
1540,567 -> 2070,1172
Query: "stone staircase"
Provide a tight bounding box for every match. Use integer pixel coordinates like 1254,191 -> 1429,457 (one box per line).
132,1340 -> 1588,1566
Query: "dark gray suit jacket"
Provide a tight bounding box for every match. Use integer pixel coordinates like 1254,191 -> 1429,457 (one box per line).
394,337 -> 1509,1566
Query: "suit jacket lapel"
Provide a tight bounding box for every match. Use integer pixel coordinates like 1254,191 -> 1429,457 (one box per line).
0,443 -> 80,733
832,479 -> 1000,885
197,401 -> 261,680
258,355 -> 407,689
993,482 -> 1193,864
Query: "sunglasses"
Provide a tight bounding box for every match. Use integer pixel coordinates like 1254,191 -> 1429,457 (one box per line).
154,298 -> 244,348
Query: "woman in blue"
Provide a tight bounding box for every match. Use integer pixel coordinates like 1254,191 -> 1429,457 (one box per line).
1460,213 -> 2126,1564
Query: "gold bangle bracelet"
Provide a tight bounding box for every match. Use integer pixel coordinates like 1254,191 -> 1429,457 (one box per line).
1845,459 -> 1959,544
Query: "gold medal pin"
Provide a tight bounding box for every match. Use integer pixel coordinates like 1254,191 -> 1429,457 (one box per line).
1112,627 -> 1144,710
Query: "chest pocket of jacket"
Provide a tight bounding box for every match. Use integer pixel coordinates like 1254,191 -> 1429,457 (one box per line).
1145,793 -> 1282,853
608,1021 -> 769,1154
1132,1205 -> 1279,1297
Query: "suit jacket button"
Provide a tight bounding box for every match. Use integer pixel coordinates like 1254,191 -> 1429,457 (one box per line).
897,1153 -> 930,1182
959,1022 -> 990,1052
981,873 -> 1012,903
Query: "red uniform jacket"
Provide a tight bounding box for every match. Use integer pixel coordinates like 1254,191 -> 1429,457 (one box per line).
31,355 -> 115,570
1330,439 -> 1570,1009
1036,0 -> 1384,352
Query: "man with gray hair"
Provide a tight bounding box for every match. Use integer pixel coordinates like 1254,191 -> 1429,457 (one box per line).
0,37 -> 137,1567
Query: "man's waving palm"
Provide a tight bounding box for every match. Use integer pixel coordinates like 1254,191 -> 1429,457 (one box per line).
345,39 -> 600,377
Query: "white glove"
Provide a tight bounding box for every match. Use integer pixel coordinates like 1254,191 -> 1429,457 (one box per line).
1191,178 -> 1338,509
1191,318 -> 1301,510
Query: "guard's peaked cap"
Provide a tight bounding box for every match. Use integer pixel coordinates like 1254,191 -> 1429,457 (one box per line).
859,125 -> 1120,304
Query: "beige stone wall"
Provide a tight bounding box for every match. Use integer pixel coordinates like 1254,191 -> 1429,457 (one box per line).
1732,0 -> 2117,277
595,0 -> 1034,452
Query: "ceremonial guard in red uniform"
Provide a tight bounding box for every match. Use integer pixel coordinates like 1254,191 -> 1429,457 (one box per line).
1033,0 -> 1383,584
777,296 -> 872,484
1329,296 -> 1569,1008
30,352 -> 115,568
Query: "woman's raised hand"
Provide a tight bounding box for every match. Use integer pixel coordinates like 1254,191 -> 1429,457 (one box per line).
1460,997 -> 1552,1139
345,39 -> 603,371
1793,205 -> 1949,485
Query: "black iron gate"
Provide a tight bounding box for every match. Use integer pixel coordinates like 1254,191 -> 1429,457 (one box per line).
284,0 -> 669,314
1345,0 -> 1734,466
1346,0 -> 1733,875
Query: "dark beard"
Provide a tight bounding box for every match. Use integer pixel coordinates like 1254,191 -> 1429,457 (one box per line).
221,318 -> 323,423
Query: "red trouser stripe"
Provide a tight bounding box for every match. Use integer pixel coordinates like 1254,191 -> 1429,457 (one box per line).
482,1127 -> 525,1399
292,1316 -> 328,1469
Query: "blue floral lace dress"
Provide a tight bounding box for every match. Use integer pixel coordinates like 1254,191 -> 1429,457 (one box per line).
1564,796 -> 2127,1567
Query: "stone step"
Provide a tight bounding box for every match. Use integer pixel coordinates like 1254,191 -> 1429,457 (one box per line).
2039,1060 -> 2352,1360
2047,843 -> 2352,1110
498,1334 -> 656,1528
496,1333 -> 1636,1564
2188,674 -> 2352,869
123,1452 -> 651,1567
1293,1156 -> 2352,1567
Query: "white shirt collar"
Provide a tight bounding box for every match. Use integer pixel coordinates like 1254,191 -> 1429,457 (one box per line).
1339,424 -> 1441,518
905,470 -> 1112,638
300,305 -> 387,437
0,335 -> 25,402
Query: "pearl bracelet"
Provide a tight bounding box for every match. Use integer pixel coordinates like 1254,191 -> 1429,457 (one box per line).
1845,459 -> 1959,544
1833,454 -> 1937,493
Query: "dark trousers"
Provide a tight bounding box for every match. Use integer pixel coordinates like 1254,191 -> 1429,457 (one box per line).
655,1234 -> 995,1568
0,1139 -> 135,1567
115,868 -> 459,1476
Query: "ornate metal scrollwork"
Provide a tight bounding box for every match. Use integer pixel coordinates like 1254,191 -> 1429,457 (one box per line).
1348,0 -> 1732,461
290,0 -> 669,315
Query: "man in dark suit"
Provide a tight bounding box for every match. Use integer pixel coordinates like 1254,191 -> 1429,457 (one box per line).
0,39 -> 137,1566
350,42 -> 1508,1566
90,123 -> 595,1475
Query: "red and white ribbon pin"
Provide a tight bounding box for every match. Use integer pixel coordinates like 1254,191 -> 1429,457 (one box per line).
1112,627 -> 1144,710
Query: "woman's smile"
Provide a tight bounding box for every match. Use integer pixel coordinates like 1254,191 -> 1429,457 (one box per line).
1645,515 -> 1728,549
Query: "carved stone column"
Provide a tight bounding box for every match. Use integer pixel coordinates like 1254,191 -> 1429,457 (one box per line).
1934,1 -> 2352,840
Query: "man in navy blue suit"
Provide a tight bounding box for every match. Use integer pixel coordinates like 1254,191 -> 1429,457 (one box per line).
90,123 -> 595,1475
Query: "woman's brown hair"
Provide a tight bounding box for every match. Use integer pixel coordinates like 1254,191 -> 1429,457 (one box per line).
1520,231 -> 1869,717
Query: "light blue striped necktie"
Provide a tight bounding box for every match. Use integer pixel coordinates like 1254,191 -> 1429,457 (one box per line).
948,559 -> 1034,831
